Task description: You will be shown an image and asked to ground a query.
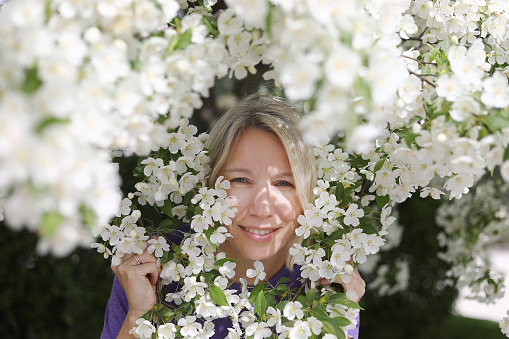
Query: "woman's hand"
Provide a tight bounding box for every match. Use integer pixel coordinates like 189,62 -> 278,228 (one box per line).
320,261 -> 366,303
111,250 -> 161,320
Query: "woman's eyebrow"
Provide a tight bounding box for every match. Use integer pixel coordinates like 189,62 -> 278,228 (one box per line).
223,168 -> 252,174
224,168 -> 294,178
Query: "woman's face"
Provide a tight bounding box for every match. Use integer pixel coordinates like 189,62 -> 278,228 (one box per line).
219,128 -> 302,268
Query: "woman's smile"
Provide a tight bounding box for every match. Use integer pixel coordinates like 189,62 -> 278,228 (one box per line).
240,225 -> 279,237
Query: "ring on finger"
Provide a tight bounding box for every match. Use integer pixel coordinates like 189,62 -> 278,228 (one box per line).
134,255 -> 142,265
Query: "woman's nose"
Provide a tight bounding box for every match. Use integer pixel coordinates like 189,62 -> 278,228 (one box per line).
248,185 -> 274,217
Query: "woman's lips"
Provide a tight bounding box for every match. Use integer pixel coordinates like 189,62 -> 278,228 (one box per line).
239,225 -> 279,241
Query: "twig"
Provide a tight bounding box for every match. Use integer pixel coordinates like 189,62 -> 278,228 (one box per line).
403,55 -> 438,66
409,70 -> 436,88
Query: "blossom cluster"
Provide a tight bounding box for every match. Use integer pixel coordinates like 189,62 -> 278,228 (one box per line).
501,310 -> 509,337
435,177 -> 509,304
288,144 -> 392,294
92,124 -> 371,338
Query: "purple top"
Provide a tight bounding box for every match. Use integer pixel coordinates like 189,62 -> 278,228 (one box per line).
101,227 -> 360,338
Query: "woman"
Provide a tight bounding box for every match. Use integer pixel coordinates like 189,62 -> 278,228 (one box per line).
102,95 -> 365,338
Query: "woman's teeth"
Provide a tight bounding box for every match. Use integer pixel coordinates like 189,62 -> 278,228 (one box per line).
245,228 -> 272,235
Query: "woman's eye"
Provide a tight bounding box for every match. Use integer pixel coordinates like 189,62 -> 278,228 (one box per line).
232,177 -> 248,183
276,181 -> 293,187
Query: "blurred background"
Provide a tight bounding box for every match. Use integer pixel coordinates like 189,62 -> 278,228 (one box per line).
1,68 -> 507,339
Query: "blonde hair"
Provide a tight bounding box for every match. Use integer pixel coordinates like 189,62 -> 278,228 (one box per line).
205,94 -> 317,269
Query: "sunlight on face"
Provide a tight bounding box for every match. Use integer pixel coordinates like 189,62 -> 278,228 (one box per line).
219,128 -> 302,275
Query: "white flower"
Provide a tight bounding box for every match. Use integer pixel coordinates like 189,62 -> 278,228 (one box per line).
117,198 -> 132,217
436,74 -> 463,102
295,214 -> 314,239
289,244 -> 308,264
501,160 -> 509,183
500,311 -> 509,336
245,321 -> 272,339
481,72 -> 509,108
210,226 -> 229,244
283,301 -> 304,320
289,320 -> 312,339
450,96 -> 481,122
266,307 -> 281,327
224,0 -> 268,28
307,317 -> 323,335
129,319 -> 156,339
219,260 -> 236,279
158,323 -> 177,339
343,204 -> 364,226
191,214 -> 210,233
420,187 -> 445,199
324,46 -> 361,89
280,57 -> 322,101
217,8 -> 243,35
147,235 -> 170,258
246,260 -> 266,285
178,315 -> 202,337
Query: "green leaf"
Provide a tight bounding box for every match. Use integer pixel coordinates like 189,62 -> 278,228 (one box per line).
209,284 -> 229,306
322,319 -> 346,339
202,15 -> 218,36
296,294 -> 306,305
161,200 -> 173,218
309,307 -> 330,320
275,300 -> 290,311
36,117 -> 70,134
203,227 -> 217,252
178,301 -> 192,314
327,292 -> 346,304
331,316 -> 352,327
442,36 -> 453,54
133,165 -> 145,178
41,212 -> 63,237
141,309 -> 153,321
276,277 -> 290,285
276,284 -> 289,293
360,218 -> 378,235
335,183 -> 346,201
265,3 -> 274,38
175,29 -> 192,51
248,282 -> 266,305
304,289 -> 315,307
79,204 -> 95,229
485,111 -> 509,131
214,257 -> 239,267
324,229 -> 346,246
159,218 -> 184,231
160,251 -> 174,265
204,269 -> 221,282
335,298 -> 363,310
350,155 -> 369,168
21,65 -> 43,94
375,194 -> 389,209
255,289 -> 268,316
373,157 -> 386,172
183,190 -> 195,206
504,145 -> 509,162
404,132 -> 418,148
353,77 -> 372,107
158,305 -> 174,322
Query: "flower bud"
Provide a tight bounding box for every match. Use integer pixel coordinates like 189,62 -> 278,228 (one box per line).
479,62 -> 491,72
